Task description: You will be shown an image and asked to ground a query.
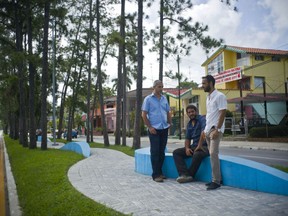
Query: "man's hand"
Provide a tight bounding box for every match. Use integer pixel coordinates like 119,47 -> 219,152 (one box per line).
210,129 -> 219,140
185,148 -> 193,156
149,127 -> 157,134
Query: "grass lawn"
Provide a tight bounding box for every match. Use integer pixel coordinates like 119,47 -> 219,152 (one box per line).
4,135 -> 127,216
272,165 -> 288,173
4,135 -> 288,215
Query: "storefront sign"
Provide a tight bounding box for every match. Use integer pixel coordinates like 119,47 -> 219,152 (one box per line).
214,67 -> 242,84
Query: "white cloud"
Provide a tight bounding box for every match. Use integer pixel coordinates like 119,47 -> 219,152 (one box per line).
104,0 -> 288,90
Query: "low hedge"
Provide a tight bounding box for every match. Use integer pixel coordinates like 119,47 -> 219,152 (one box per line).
249,125 -> 288,138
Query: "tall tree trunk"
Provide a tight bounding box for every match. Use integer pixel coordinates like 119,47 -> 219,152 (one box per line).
27,0 -> 36,149
86,0 -> 93,143
159,0 -> 164,81
14,0 -> 28,147
115,0 -> 126,145
121,0 -> 127,146
57,11 -> 84,139
132,0 -> 143,149
96,0 -> 109,146
40,0 -> 50,150
67,52 -> 85,142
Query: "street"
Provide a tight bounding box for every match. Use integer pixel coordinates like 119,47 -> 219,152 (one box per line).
74,134 -> 288,168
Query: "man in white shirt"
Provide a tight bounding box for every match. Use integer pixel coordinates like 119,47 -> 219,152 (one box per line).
201,75 -> 227,190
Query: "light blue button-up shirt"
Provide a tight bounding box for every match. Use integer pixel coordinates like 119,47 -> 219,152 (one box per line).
142,93 -> 171,129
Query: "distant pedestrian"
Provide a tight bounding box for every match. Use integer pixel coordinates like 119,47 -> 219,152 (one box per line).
201,75 -> 227,190
173,105 -> 209,183
142,80 -> 172,183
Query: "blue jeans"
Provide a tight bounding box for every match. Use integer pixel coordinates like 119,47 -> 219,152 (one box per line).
148,128 -> 168,179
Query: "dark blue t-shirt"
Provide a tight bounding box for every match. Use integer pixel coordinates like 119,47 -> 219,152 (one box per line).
185,115 -> 207,147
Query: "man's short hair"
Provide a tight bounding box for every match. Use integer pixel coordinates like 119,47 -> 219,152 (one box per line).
153,80 -> 163,87
186,104 -> 198,113
202,75 -> 215,86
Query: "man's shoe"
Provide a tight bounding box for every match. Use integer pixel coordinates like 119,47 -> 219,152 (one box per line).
205,182 -> 213,186
206,182 -> 221,190
160,174 -> 167,179
176,175 -> 193,183
154,176 -> 164,183
205,181 -> 223,186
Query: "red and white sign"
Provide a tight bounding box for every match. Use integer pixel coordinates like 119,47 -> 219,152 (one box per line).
214,67 -> 242,84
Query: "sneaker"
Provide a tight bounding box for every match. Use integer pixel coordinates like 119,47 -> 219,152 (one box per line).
154,176 -> 164,183
160,174 -> 167,179
176,175 -> 193,183
206,182 -> 221,190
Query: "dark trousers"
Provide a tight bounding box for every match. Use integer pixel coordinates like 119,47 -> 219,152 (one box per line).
148,128 -> 168,179
173,146 -> 209,178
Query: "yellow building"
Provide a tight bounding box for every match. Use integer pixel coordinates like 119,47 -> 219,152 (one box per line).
187,45 -> 288,129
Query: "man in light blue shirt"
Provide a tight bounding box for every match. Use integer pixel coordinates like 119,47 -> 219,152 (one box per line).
142,80 -> 172,182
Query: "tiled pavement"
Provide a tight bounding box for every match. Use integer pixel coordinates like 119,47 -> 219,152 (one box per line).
68,148 -> 288,216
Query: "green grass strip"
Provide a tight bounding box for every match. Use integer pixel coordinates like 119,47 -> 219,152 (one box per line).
89,142 -> 135,157
4,135 -> 127,216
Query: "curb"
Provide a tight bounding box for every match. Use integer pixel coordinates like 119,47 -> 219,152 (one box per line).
3,138 -> 22,216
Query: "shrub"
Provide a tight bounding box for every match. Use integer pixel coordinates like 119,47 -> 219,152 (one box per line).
249,125 -> 288,138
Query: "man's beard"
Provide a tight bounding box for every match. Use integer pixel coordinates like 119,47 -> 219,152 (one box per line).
204,86 -> 211,92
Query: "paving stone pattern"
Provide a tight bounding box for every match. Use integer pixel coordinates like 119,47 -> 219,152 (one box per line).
68,148 -> 288,216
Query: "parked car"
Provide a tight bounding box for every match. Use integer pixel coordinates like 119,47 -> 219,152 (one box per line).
63,129 -> 78,138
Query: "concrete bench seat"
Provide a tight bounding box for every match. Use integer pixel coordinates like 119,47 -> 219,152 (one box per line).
135,147 -> 288,196
60,141 -> 90,158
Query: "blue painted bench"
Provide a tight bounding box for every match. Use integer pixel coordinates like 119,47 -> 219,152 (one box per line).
135,147 -> 288,196
60,141 -> 90,158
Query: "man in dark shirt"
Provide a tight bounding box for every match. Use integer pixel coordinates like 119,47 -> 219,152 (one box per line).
173,104 -> 209,183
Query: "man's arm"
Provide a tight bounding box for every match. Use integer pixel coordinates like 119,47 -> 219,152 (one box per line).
185,139 -> 193,156
167,111 -> 172,125
141,111 -> 151,128
195,131 -> 206,152
142,111 -> 156,134
217,109 -> 226,130
212,109 -> 226,139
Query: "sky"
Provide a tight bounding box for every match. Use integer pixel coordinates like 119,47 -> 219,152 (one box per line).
104,0 -> 288,90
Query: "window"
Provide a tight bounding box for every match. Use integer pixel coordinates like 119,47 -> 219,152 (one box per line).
254,77 -> 264,88
255,55 -> 264,61
207,53 -> 223,75
188,96 -> 199,110
189,95 -> 199,104
272,56 -> 280,62
236,52 -> 250,67
239,77 -> 251,90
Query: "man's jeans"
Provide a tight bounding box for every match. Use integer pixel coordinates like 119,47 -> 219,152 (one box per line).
205,129 -> 222,184
148,128 -> 168,179
173,146 -> 209,178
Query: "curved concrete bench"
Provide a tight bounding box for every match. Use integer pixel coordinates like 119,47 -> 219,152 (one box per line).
60,141 -> 90,158
135,147 -> 288,196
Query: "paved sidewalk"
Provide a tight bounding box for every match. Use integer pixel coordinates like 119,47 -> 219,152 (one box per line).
68,148 -> 288,216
